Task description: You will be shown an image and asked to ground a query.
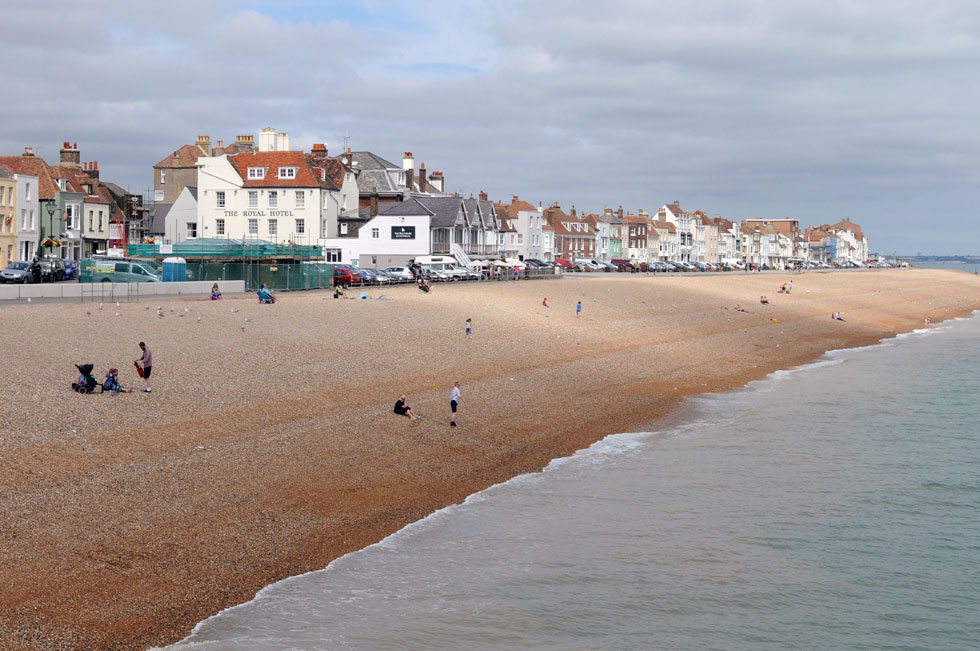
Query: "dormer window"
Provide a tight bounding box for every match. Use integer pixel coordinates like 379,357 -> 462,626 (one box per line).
84,184 -> 93,194
248,167 -> 266,180
278,167 -> 298,179
57,178 -> 67,191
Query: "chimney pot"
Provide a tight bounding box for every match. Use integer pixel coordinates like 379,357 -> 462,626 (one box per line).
479,190 -> 487,201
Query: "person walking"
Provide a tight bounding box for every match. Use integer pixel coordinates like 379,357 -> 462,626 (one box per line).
465,318 -> 473,339
576,301 -> 582,318
450,381 -> 461,427
134,341 -> 153,392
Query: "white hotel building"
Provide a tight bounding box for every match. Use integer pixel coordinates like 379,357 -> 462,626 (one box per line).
194,142 -> 358,244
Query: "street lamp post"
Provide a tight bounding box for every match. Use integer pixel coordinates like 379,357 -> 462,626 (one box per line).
45,205 -> 56,260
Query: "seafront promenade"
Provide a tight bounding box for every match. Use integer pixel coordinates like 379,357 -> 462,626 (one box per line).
2,269 -> 979,650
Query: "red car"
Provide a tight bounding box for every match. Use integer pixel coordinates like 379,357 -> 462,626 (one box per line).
332,267 -> 363,287
553,258 -> 581,271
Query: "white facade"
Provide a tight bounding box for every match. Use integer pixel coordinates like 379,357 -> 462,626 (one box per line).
81,200 -> 110,255
195,155 -> 357,244
593,219 -> 611,261
512,207 -> 546,260
15,174 -> 38,261
164,187 -> 199,244
321,214 -> 431,268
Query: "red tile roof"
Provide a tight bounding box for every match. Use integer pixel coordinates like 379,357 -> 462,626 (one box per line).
226,151 -> 345,190
0,155 -> 58,199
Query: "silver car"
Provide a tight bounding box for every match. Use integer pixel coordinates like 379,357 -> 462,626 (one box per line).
0,261 -> 32,283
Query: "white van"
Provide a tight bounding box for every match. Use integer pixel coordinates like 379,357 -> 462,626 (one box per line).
412,255 -> 470,279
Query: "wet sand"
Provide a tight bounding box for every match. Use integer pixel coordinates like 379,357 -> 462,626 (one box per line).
1,269 -> 979,649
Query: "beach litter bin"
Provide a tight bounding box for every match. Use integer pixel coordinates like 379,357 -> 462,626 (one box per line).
162,257 -> 187,283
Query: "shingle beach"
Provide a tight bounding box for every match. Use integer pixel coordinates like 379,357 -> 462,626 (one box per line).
2,269 -> 979,649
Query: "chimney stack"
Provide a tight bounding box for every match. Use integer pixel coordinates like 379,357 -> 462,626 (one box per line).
22,146 -> 34,157
196,135 -> 211,156
311,143 -> 328,159
59,141 -> 80,168
419,163 -> 427,193
84,161 -> 100,180
370,192 -> 379,217
479,190 -> 487,201
403,152 -> 414,191
429,171 -> 444,193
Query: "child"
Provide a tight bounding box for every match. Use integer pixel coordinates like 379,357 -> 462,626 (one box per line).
210,283 -> 222,300
576,301 -> 582,318
542,298 -> 550,308
465,318 -> 473,338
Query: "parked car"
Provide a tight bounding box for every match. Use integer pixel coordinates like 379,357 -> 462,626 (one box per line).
0,261 -> 32,283
79,258 -> 160,283
384,266 -> 415,282
40,259 -> 66,282
441,264 -> 471,281
420,264 -> 452,281
553,258 -> 581,271
63,259 -> 79,280
332,267 -> 363,288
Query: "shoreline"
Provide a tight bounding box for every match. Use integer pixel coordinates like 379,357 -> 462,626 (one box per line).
176,307 -> 979,645
2,270 -> 980,650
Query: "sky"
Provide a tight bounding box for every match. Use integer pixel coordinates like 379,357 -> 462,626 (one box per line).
5,0 -> 979,254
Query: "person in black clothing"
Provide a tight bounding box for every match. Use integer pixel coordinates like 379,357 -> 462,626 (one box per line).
393,395 -> 419,419
30,257 -> 41,284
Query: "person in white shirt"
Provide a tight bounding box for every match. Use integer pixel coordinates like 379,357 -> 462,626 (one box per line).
450,382 -> 461,427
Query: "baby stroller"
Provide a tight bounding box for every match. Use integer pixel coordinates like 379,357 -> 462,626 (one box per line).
72,363 -> 101,393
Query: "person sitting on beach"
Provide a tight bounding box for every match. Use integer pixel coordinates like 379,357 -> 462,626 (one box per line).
334,283 -> 347,299
418,277 -> 431,293
103,368 -> 132,394
257,284 -> 277,304
760,296 -> 769,304
542,297 -> 550,308
393,395 -> 419,419
778,283 -> 786,293
735,305 -> 748,312
210,283 -> 222,300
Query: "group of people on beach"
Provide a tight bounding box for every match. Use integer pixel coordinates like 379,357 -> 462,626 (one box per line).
393,381 -> 462,427
73,342 -> 153,394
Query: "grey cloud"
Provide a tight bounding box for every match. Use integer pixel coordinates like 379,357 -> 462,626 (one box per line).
2,0 -> 978,253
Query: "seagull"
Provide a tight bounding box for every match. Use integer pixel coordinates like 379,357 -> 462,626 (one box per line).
231,308 -> 239,313
85,308 -> 91,316
98,303 -> 103,310
115,312 -> 121,317
240,324 -> 246,330
184,308 -> 190,313
244,317 -> 252,323
144,305 -> 150,310
178,313 -> 185,317
115,302 -> 120,308
197,316 -> 202,322
169,308 -> 174,313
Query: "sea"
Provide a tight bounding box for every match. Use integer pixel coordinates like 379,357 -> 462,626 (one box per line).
168,313 -> 980,651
